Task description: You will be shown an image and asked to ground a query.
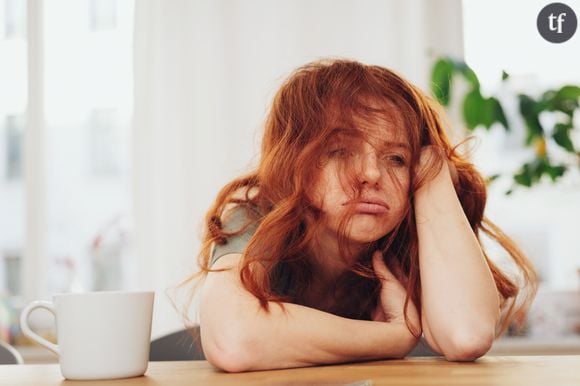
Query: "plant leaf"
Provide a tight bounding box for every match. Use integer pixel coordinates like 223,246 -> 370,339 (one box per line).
514,163 -> 533,187
556,85 -> 580,100
491,97 -> 509,130
431,58 -> 454,106
486,174 -> 501,185
546,164 -> 566,181
555,86 -> 580,116
455,61 -> 481,89
552,123 -> 576,153
463,89 -> 484,130
519,94 -> 544,145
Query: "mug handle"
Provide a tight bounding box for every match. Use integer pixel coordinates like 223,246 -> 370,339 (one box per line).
20,300 -> 60,356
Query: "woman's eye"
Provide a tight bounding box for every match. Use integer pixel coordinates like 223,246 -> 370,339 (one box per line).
384,154 -> 406,166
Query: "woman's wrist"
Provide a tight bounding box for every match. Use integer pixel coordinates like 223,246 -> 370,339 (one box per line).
366,320 -> 420,359
415,146 -> 458,194
415,160 -> 455,198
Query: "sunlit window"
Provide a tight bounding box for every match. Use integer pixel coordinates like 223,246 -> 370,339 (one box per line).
88,0 -> 117,31
3,0 -> 26,38
4,114 -> 24,180
0,0 -> 134,344
0,0 -> 27,311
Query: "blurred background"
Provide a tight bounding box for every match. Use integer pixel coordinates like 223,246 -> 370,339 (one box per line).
1,0 -> 579,362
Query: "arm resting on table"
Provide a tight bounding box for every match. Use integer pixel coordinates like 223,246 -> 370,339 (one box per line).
200,253 -> 418,372
415,161 -> 500,361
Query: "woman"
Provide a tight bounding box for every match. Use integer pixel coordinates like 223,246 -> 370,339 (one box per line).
189,59 -> 537,372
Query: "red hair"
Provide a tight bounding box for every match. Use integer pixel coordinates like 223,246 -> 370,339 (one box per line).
189,59 -> 537,337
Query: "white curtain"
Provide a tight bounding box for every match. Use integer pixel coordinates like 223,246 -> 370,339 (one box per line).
132,0 -> 464,337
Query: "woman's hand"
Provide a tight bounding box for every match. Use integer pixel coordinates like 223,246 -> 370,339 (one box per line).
416,145 -> 459,188
371,251 -> 421,335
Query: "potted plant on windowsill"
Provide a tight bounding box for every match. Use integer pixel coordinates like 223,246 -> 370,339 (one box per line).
430,57 -> 580,194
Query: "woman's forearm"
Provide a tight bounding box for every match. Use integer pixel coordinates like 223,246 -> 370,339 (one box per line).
222,301 -> 417,371
414,164 -> 500,359
200,255 -> 418,372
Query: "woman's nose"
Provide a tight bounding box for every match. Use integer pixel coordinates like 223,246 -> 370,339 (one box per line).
358,151 -> 381,186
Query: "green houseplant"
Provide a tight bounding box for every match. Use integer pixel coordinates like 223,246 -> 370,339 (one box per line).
430,57 -> 580,194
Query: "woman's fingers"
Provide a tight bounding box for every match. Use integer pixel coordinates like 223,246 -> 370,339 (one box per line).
372,251 -> 406,306
371,303 -> 387,322
372,251 -> 396,281
373,252 -> 422,334
371,251 -> 384,279
416,145 -> 459,189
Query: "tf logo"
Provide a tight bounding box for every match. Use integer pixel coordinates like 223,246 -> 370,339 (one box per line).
537,2 -> 577,43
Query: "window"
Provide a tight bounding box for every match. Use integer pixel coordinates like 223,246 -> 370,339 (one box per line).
0,0 -> 27,307
3,0 -> 26,38
89,108 -> 124,176
88,0 -> 117,31
0,0 -> 134,344
4,114 -> 24,180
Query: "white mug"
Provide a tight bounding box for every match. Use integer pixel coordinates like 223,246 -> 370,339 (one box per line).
20,291 -> 154,380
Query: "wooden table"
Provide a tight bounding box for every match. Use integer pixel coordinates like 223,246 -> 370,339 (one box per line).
4,356 -> 580,386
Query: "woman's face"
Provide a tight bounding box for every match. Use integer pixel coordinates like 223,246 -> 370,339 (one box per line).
310,111 -> 411,248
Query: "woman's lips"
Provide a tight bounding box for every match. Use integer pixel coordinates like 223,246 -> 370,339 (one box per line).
352,202 -> 389,214
344,199 -> 390,214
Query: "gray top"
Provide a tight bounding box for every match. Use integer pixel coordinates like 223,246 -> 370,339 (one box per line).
210,204 -> 296,296
210,204 -> 261,267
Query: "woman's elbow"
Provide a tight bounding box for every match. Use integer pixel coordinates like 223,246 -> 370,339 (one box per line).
205,346 -> 252,373
202,329 -> 255,373
443,330 -> 494,361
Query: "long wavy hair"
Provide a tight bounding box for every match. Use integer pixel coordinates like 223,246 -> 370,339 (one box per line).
188,59 -> 537,338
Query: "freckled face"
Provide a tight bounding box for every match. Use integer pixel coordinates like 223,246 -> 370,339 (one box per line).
310,114 -> 411,246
